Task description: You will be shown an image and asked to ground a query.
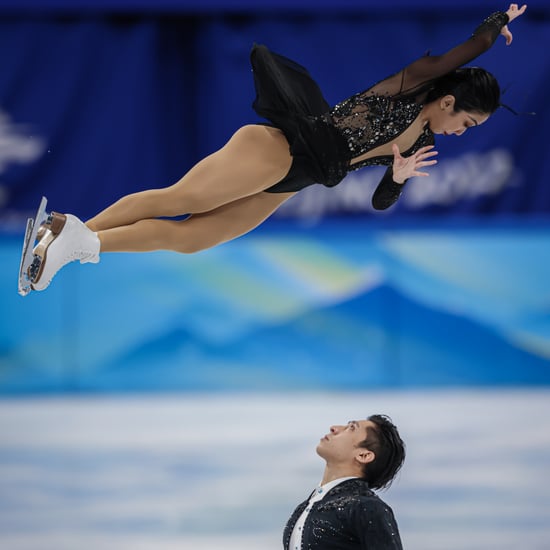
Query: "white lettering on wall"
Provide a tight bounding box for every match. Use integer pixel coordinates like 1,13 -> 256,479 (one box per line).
0,110 -> 46,209
0,110 -> 45,173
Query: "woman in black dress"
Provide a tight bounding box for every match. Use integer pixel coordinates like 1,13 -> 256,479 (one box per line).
30,4 -> 526,291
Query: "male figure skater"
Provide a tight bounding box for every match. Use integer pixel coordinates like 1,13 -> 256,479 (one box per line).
284,415 -> 405,549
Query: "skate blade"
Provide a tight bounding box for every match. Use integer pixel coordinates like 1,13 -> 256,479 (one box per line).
18,197 -> 48,296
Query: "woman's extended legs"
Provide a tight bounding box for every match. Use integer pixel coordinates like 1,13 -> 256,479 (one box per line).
97,190 -> 295,253
86,124 -> 293,233
30,191 -> 294,291
29,125 -> 296,291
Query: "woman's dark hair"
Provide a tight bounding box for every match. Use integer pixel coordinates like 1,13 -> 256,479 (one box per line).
357,414 -> 406,490
424,67 -> 501,114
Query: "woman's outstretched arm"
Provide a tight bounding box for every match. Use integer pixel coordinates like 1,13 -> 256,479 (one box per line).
370,4 -> 527,97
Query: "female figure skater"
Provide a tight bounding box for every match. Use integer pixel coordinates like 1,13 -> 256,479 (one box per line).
29,4 -> 527,292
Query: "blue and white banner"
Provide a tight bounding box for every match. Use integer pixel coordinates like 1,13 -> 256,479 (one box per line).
1,220 -> 549,393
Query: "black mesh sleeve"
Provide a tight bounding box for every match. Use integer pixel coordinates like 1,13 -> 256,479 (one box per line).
368,11 -> 510,98
371,167 -> 406,210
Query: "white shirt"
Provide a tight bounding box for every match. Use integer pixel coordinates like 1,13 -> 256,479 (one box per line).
288,477 -> 357,550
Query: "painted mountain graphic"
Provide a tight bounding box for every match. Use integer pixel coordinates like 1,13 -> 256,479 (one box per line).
90,284 -> 550,391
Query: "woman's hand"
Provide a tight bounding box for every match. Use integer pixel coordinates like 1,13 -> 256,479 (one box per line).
501,4 -> 527,45
392,144 -> 438,184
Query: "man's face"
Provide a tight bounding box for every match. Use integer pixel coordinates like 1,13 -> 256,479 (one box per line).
316,419 -> 375,465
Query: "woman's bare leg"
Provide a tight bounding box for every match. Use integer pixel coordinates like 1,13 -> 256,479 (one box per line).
86,125 -> 292,232
96,190 -> 295,253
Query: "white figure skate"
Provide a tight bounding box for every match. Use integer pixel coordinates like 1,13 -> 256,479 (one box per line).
18,199 -> 100,295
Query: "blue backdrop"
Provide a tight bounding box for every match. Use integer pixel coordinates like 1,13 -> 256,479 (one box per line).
0,3 -> 548,222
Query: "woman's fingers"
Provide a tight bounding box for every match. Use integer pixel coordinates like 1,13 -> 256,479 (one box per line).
393,145 -> 438,181
416,158 -> 438,167
415,160 -> 438,169
417,150 -> 438,161
412,147 -> 438,175
507,3 -> 527,19
501,25 -> 513,45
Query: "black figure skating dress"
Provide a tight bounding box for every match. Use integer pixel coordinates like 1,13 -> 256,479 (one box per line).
250,11 -> 509,209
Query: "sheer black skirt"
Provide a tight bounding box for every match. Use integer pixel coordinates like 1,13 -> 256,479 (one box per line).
250,44 -> 350,193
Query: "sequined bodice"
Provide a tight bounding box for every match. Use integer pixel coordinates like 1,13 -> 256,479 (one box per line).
327,94 -> 434,172
321,9 -> 508,175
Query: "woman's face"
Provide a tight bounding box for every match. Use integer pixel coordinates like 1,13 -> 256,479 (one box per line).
427,95 -> 490,136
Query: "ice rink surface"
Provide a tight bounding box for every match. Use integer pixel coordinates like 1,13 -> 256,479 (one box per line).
1,389 -> 549,550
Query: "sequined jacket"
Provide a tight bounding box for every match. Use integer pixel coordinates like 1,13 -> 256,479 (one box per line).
326,11 -> 510,210
283,478 -> 402,550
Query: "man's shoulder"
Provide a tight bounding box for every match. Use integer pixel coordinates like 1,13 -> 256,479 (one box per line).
330,478 -> 375,496
323,479 -> 379,503
317,479 -> 398,533
325,479 -> 393,510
